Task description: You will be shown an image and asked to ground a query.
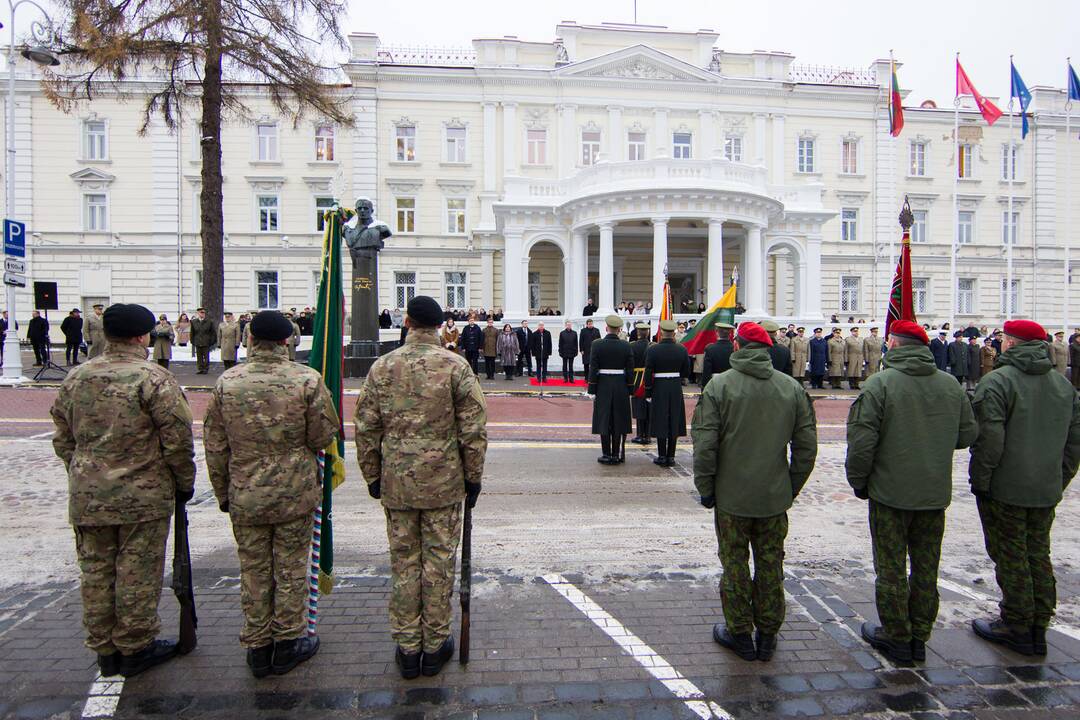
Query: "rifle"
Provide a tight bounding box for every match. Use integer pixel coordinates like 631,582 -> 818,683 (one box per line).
171,497 -> 198,654
459,503 -> 472,664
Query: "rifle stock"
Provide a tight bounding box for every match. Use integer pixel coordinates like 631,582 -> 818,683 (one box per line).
459,503 -> 472,664
172,498 -> 198,654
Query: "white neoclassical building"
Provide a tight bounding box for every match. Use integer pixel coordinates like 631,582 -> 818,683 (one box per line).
3,20 -> 1079,327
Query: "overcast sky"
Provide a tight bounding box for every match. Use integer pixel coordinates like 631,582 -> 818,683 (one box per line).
346,0 -> 1080,108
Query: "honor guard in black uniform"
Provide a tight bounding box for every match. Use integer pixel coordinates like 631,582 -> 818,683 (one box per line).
644,320 -> 691,466
701,322 -> 736,388
588,315 -> 635,465
629,323 -> 652,444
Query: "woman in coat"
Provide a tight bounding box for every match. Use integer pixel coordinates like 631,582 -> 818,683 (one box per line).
175,313 -> 191,347
496,323 -> 520,380
980,339 -> 998,379
150,315 -> 175,368
440,318 -> 460,352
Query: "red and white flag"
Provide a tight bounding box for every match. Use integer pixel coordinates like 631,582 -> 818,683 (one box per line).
956,60 -> 1003,126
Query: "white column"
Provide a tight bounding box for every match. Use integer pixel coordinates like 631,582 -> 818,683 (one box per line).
607,105 -> 623,162
558,103 -> 577,177
773,254 -> 787,316
520,256 -> 532,315
502,102 -> 517,177
653,108 -> 669,158
503,229 -> 526,316
753,113 -> 767,165
561,255 -> 571,316
795,261 -> 807,318
770,114 -> 786,184
572,227 -> 588,314
652,217 -> 669,312
699,110 -> 716,160
707,218 -> 725,304
480,250 -> 494,310
805,235 -> 823,319
744,224 -> 767,316
482,102 -> 498,192
598,222 -> 615,315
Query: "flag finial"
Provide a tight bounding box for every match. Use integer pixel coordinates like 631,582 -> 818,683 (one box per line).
898,197 -> 914,231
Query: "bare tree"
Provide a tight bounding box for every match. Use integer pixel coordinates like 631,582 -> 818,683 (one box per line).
44,0 -> 355,320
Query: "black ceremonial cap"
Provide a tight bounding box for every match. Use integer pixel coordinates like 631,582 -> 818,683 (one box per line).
102,303 -> 156,338
407,295 -> 444,328
250,310 -> 294,341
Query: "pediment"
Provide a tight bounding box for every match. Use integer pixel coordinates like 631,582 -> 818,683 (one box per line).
555,45 -> 717,83
69,167 -> 116,186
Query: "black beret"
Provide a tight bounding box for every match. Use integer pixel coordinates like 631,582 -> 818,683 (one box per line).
407,295 -> 443,328
103,303 -> 156,338
250,310 -> 294,341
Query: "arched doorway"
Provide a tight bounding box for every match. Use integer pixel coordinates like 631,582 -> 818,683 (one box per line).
765,238 -> 805,318
525,240 -> 566,314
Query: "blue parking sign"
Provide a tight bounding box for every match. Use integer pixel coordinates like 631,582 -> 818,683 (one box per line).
4,219 -> 25,258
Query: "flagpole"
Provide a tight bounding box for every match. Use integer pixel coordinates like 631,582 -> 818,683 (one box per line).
952,54 -> 960,329
1007,56 -> 1015,321
888,51 -> 897,275
1066,57 -> 1073,336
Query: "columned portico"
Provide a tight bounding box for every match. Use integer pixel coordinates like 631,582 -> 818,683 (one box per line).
652,217 -> 669,311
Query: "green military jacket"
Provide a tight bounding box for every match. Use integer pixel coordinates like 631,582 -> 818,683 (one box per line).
691,345 -> 818,517
969,341 -> 1080,507
203,344 -> 340,525
51,342 -> 196,526
845,345 -> 978,510
354,327 -> 488,510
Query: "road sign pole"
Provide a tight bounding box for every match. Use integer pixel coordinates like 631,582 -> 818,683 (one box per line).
2,36 -> 23,382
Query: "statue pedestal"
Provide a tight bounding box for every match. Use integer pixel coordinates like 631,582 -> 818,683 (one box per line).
343,339 -> 399,378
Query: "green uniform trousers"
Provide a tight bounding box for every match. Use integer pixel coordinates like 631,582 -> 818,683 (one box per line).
977,496 -> 1057,630
232,514 -> 313,648
869,500 -> 944,643
715,510 -> 788,635
385,503 -> 462,653
74,518 -> 171,655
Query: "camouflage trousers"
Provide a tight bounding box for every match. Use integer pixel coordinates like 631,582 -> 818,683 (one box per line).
977,496 -> 1057,630
74,518 -> 170,655
868,501 -> 945,643
385,503 -> 462,653
232,514 -> 313,648
715,510 -> 788,635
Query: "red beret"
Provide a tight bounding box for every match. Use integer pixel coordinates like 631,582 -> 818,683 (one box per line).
889,320 -> 928,345
736,321 -> 774,347
1003,319 -> 1047,343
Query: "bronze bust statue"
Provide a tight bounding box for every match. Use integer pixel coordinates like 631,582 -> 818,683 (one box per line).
343,197 -> 392,265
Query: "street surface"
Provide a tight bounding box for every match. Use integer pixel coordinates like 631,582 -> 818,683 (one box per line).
1,385 -> 1079,719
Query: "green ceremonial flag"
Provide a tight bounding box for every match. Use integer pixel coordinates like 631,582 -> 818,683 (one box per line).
308,206 -> 349,593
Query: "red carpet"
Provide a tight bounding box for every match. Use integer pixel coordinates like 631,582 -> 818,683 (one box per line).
528,378 -> 588,387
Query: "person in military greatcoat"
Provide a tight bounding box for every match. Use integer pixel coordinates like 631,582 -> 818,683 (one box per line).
644,320 -> 690,466
588,315 -> 634,465
864,327 -> 884,378
827,328 -> 846,389
217,312 -> 241,369
629,322 -> 651,444
701,323 -> 736,388
845,327 -> 865,389
790,327 -> 809,385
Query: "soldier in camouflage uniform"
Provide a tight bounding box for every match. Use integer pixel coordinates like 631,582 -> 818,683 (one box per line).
50,303 -> 196,678
692,322 -> 817,662
354,295 -> 487,679
846,321 -> 977,664
203,310 -> 339,677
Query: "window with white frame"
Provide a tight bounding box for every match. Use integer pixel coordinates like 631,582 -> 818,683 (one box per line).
395,125 -> 416,162
526,129 -> 547,165
394,271 -> 417,309
957,210 -> 974,245
797,137 -> 816,173
724,135 -> 743,162
1001,143 -> 1018,181
257,194 -> 279,232
84,120 -> 108,161
194,269 -> 204,306
840,276 -> 860,313
672,132 -> 692,159
314,196 -> 335,232
581,129 -> 601,166
83,193 -> 108,231
445,126 -> 467,163
314,124 -> 334,162
446,198 -> 466,234
957,278 -> 976,314
1002,210 -> 1019,245
1000,278 -> 1020,315
912,277 -> 929,314
628,131 -> 646,161
310,269 -> 321,307
528,271 -> 542,311
445,271 -> 467,309
909,141 -> 927,176
958,143 -> 973,179
396,197 -> 416,233
911,209 -> 928,243
255,270 -> 279,309
841,138 -> 858,174
256,123 -> 278,161
840,208 -> 858,242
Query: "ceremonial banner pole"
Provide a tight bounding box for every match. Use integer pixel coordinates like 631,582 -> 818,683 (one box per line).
1007,56 -> 1016,321
952,54 -> 961,329
1066,58 -> 1073,336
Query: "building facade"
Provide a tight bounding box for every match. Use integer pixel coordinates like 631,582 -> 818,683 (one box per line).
3,21 -> 1078,327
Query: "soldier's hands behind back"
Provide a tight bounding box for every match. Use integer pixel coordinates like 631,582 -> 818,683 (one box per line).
465,481 -> 482,509
367,479 -> 382,499
699,494 -> 715,509
853,487 -> 869,500
176,487 -> 195,504
218,501 -> 229,513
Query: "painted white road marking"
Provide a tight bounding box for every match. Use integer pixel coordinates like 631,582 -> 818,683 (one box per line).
542,573 -> 733,720
81,673 -> 124,718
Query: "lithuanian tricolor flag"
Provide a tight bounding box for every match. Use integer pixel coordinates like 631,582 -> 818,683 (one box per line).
681,283 -> 737,356
889,57 -> 904,137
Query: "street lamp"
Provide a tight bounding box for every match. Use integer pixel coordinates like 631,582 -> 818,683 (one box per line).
3,0 -> 57,382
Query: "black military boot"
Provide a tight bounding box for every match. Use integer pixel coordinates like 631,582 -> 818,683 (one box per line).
666,439 -> 678,467
972,618 -> 1034,655
598,436 -> 613,464
396,646 -> 422,680
910,638 -> 926,662
860,622 -> 912,665
246,643 -> 273,678
119,639 -> 178,678
97,653 -> 120,677
421,636 -> 455,677
713,623 -> 756,661
272,635 -> 320,675
755,630 -> 777,662
1033,627 -> 1048,656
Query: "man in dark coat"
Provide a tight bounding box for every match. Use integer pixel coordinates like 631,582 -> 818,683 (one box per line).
558,321 -> 578,383
645,320 -> 691,466
947,330 -> 968,384
929,331 -> 949,371
582,298 -> 597,317
482,319 -> 500,380
460,316 -> 484,375
629,323 -> 651,444
1071,333 -> 1080,391
701,323 -> 735,388
588,315 -> 634,465
189,308 -> 217,375
529,322 -> 552,383
515,321 -> 532,377
60,308 -> 84,366
808,328 -> 828,389
27,310 -> 49,366
579,319 -> 600,381
762,321 -> 793,376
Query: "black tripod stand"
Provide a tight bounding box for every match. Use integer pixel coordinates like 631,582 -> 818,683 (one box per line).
33,340 -> 67,381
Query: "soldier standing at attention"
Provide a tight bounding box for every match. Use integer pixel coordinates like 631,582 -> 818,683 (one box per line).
85,303 -> 106,359
203,310 -> 339,678
1050,331 -> 1069,377
50,303 -> 196,678
217,312 -> 241,369
762,321 -> 793,376
692,322 -> 817,662
286,313 -> 302,361
644,319 -> 690,466
354,296 -> 487,679
589,315 -> 635,465
189,308 -> 216,374
969,320 -> 1080,656
790,327 -> 809,386
827,328 -> 846,389
845,326 -> 865,389
629,322 -> 651,445
700,322 -> 736,388
845,321 -> 977,665
864,327 -> 884,378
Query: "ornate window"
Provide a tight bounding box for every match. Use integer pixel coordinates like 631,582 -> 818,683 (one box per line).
840,276 -> 860,313
627,131 -> 646,161
723,135 -> 742,162
446,198 -> 466,234
396,197 -> 416,233
841,138 -> 859,174
83,193 -> 108,231
1000,279 -> 1020,315
958,143 -> 974,179
912,277 -> 929,314
672,131 -> 692,159
395,122 -> 417,162
526,129 -> 547,165
83,120 -> 108,161
445,271 -> 467,309
257,194 -> 279,232
841,208 -> 858,242
797,137 -> 816,173
957,278 -> 976,314
910,140 -> 927,176
314,125 -> 334,162
256,123 -> 278,161
395,272 -> 417,309
445,124 -> 467,163
581,129 -> 601,166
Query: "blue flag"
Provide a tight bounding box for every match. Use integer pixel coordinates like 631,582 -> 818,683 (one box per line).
1010,61 -> 1032,139
1070,62 -> 1080,101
